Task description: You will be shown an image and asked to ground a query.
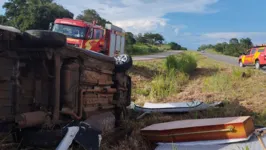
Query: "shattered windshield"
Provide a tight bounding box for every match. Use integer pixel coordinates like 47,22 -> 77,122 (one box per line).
52,23 -> 87,39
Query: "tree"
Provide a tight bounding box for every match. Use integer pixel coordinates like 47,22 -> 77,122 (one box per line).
0,15 -> 8,25
154,33 -> 164,44
229,38 -> 239,45
240,38 -> 253,49
76,9 -> 111,27
3,0 -> 73,31
168,42 -> 181,50
198,38 -> 254,57
215,43 -> 224,53
125,32 -> 136,45
180,47 -> 187,51
135,33 -> 148,43
141,32 -> 164,45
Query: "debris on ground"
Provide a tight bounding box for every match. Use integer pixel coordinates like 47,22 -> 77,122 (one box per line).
139,116 -> 266,150
155,128 -> 266,150
130,101 -> 223,113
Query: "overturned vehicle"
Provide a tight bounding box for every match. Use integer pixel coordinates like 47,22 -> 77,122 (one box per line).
0,25 -> 132,149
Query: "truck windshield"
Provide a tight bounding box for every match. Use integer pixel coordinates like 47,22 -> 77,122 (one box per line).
52,23 -> 87,39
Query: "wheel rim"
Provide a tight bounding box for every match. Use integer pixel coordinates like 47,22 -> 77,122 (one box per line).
239,62 -> 243,67
115,54 -> 128,65
256,62 -> 260,69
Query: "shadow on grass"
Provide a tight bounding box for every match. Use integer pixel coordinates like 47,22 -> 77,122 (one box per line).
190,67 -> 219,79
129,65 -> 160,79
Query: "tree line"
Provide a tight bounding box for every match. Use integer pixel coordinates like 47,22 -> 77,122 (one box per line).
1,0 -> 187,54
125,32 -> 187,53
198,38 -> 253,57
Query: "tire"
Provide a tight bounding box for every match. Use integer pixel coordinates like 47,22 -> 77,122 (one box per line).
22,30 -> 66,48
255,60 -> 261,70
239,61 -> 245,67
114,54 -> 133,72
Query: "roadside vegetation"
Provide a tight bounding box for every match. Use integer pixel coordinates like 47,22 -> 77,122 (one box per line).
198,38 -> 253,57
125,32 -> 187,55
103,51 -> 266,150
129,52 -> 197,104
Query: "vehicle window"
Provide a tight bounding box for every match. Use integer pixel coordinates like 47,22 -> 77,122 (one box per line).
52,23 -> 87,39
258,48 -> 265,52
93,29 -> 103,39
250,49 -> 256,54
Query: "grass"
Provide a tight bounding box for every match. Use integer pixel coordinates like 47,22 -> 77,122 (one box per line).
165,53 -> 197,74
126,43 -> 165,56
102,51 -> 266,150
205,48 -> 223,55
149,70 -> 189,100
129,52 -> 197,104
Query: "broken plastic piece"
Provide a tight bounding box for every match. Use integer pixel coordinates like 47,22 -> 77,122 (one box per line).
131,101 -> 222,113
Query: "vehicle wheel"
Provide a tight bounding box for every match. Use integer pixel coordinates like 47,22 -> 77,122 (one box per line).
239,61 -> 245,67
255,60 -> 261,70
114,54 -> 133,72
22,30 -> 66,48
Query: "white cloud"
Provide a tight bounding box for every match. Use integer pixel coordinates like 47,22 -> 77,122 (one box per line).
113,18 -> 168,34
197,32 -> 266,46
55,0 -> 218,33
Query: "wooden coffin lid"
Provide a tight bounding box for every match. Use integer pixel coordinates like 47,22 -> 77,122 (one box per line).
141,116 -> 251,131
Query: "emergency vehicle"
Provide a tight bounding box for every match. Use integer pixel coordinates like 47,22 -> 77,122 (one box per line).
49,18 -> 125,57
239,44 -> 266,69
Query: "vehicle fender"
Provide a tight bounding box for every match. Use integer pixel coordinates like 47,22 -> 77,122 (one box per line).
254,52 -> 260,64
241,56 -> 245,63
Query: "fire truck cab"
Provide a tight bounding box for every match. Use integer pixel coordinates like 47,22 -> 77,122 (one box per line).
49,18 -> 125,57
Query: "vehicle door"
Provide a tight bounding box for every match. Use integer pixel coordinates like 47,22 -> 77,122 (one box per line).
245,48 -> 256,64
85,28 -> 104,52
252,47 -> 264,64
250,48 -> 258,64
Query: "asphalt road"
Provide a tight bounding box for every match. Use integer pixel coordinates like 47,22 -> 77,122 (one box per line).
202,52 -> 239,66
132,50 -> 183,61
202,52 -> 266,72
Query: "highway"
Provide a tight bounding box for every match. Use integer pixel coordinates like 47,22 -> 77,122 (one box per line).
132,50 -> 183,61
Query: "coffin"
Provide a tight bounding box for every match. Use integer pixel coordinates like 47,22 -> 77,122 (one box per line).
140,116 -> 255,143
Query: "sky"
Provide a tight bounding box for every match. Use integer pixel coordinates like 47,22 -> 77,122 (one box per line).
1,0 -> 266,50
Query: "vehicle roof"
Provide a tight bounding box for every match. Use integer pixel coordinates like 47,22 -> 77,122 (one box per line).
54,18 -> 103,29
252,44 -> 266,48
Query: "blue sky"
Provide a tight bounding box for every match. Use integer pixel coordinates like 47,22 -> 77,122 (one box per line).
1,0 -> 266,50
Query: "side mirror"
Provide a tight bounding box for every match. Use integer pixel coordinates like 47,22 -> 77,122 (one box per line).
49,22 -> 54,30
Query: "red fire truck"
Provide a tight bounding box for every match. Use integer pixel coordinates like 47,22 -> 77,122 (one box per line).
49,18 -> 125,57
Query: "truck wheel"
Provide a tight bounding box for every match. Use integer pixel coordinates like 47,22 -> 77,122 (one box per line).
114,54 -> 133,72
22,30 -> 66,48
239,61 -> 245,67
255,60 -> 261,70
